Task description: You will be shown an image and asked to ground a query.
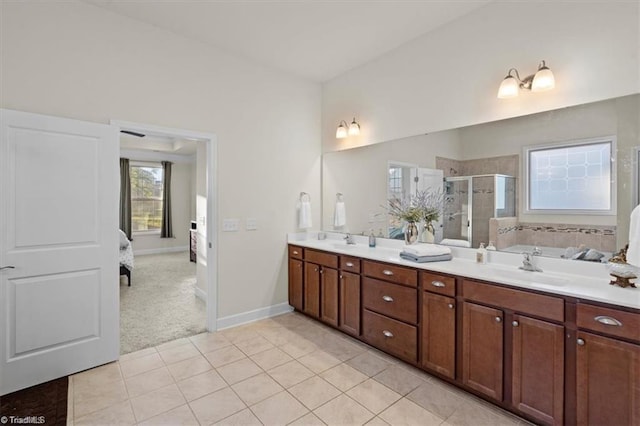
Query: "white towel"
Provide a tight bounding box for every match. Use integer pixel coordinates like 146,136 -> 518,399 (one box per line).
298,200 -> 312,229
334,201 -> 346,228
402,244 -> 451,257
440,238 -> 471,248
627,204 -> 640,266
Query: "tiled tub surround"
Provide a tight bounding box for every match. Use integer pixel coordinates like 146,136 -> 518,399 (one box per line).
490,218 -> 617,257
66,313 -> 527,426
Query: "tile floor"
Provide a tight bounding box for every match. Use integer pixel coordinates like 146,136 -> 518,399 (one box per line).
68,312 -> 529,425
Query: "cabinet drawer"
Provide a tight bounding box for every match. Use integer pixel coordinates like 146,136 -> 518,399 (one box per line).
363,277 -> 418,324
305,249 -> 338,268
363,260 -> 417,287
421,272 -> 455,297
577,303 -> 640,343
362,309 -> 417,363
288,245 -> 303,260
340,256 -> 361,273
462,280 -> 563,322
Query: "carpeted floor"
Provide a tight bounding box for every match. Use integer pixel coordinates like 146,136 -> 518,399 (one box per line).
119,251 -> 206,354
0,377 -> 68,425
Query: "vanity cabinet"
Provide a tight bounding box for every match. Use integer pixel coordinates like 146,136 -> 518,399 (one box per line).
338,256 -> 361,336
461,280 -> 565,425
575,303 -> 640,426
288,246 -> 304,312
304,249 -> 339,323
420,272 -> 456,379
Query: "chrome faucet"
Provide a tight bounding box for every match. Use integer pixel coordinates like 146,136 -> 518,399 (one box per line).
344,233 -> 356,245
520,251 -> 543,272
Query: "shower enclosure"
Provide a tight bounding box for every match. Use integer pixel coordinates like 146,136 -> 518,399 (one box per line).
443,174 -> 516,248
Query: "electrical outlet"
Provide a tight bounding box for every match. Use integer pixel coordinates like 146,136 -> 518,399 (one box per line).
246,218 -> 257,230
222,218 -> 239,232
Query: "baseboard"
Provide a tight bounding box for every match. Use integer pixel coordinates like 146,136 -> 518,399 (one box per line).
217,302 -> 294,330
194,286 -> 207,302
134,246 -> 189,256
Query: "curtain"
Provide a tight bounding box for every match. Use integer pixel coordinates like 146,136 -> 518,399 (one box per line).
119,158 -> 132,240
161,161 -> 174,238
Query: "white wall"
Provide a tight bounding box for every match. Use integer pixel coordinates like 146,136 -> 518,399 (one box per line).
322,1 -> 640,153
0,1 -> 321,319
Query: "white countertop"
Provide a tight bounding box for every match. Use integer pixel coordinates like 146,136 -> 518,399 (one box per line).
288,232 -> 640,310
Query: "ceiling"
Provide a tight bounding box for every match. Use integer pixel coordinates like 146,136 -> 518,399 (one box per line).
87,0 -> 489,82
120,133 -> 198,155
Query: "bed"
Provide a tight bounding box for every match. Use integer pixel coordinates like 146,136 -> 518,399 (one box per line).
119,230 -> 134,286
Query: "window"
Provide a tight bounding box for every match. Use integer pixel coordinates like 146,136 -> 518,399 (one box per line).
388,166 -> 403,197
526,138 -> 615,213
130,163 -> 163,232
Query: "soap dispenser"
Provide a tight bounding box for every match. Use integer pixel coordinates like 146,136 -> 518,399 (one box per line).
369,229 -> 376,248
476,243 -> 488,264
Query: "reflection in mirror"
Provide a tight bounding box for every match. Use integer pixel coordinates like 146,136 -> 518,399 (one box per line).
322,94 -> 640,260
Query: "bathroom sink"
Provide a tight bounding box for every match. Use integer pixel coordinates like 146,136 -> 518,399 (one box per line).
492,269 -> 569,287
329,243 -> 358,250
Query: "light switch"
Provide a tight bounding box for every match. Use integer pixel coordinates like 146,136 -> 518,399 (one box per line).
222,218 -> 239,232
246,218 -> 258,230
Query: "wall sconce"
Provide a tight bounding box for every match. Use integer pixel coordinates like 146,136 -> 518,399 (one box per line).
497,60 -> 555,99
336,117 -> 361,139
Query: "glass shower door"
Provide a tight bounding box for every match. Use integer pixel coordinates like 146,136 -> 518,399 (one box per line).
443,177 -> 471,245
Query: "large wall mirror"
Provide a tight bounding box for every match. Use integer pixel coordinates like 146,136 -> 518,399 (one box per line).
322,94 -> 639,260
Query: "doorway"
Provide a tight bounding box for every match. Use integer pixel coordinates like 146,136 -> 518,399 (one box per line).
112,120 -> 218,350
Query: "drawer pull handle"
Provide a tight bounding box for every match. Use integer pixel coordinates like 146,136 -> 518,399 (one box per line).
345,262 -> 354,267
382,295 -> 394,303
577,338 -> 585,346
447,303 -> 454,309
512,321 -> 519,327
382,270 -> 394,276
595,316 -> 622,327
431,280 -> 445,288
382,330 -> 394,338
495,317 -> 502,323
293,250 -> 299,255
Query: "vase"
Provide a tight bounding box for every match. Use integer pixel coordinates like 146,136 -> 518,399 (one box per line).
404,222 -> 419,245
421,222 -> 435,243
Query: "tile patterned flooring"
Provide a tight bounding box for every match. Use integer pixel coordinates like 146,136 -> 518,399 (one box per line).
68,312 -> 529,425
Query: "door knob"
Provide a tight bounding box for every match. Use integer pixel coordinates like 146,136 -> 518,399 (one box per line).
0,266 -> 15,271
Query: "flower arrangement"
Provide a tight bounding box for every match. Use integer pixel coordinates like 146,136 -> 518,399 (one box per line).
387,188 -> 445,224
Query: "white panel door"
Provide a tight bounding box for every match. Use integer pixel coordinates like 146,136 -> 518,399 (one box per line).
0,109 -> 119,395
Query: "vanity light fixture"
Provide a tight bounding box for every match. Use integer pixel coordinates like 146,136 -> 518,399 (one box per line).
336,117 -> 361,139
497,60 -> 555,99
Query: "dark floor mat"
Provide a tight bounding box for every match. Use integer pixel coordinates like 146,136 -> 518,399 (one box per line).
0,377 -> 68,426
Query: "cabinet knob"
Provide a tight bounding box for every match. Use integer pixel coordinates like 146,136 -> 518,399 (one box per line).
293,251 -> 299,255
594,316 -> 622,327
577,338 -> 585,346
431,280 -> 445,288
319,269 -> 324,274
382,270 -> 394,276
382,295 -> 394,303
512,320 -> 519,327
345,262 -> 354,267
447,303 -> 454,309
339,274 -> 343,279
382,330 -> 394,338
314,268 -> 318,272
495,317 -> 502,323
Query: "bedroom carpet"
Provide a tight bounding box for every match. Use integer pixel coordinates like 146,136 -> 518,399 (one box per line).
119,252 -> 206,354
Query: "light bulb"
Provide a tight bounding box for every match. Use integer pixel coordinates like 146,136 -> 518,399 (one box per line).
336,123 -> 347,139
348,118 -> 360,136
532,64 -> 555,92
497,75 -> 519,99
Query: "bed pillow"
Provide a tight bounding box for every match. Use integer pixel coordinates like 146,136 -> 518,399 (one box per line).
119,230 -> 129,249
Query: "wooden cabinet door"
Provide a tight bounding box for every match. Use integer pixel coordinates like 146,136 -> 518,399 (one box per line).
288,258 -> 303,311
421,292 -> 456,379
512,315 -> 564,425
339,271 -> 360,336
320,267 -> 339,327
462,301 -> 504,401
577,331 -> 640,426
304,262 -> 320,318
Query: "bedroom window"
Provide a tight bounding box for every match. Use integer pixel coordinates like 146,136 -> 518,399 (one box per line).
525,137 -> 615,214
130,163 -> 164,232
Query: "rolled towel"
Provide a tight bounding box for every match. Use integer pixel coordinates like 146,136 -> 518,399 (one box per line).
402,244 -> 451,257
334,201 -> 346,228
627,204 -> 640,267
298,200 -> 312,229
118,229 -> 130,249
440,238 -> 471,248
